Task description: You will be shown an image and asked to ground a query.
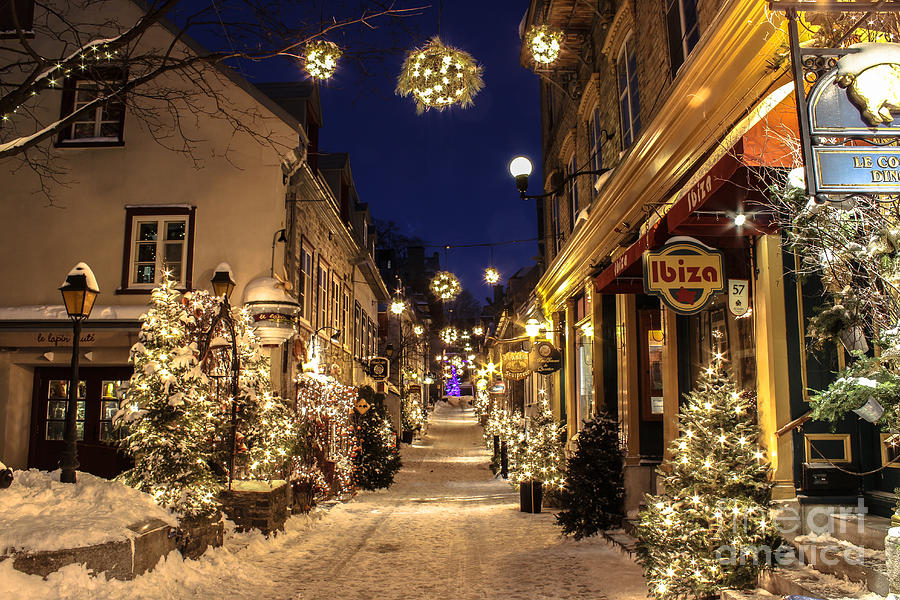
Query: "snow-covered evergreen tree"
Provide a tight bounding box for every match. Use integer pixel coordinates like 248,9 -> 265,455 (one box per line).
635,360 -> 775,599
116,275 -> 220,517
556,414 -> 625,540
511,395 -> 566,490
352,403 -> 402,490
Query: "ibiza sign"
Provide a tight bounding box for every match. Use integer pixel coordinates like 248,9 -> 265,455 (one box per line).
643,238 -> 724,315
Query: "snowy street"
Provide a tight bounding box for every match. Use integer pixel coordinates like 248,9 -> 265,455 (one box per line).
1,404 -> 650,599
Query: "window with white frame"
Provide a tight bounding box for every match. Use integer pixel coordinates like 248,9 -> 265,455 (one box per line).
567,154 -> 579,232
666,0 -> 700,78
299,247 -> 312,322
617,35 -> 641,149
123,208 -> 193,290
342,287 -> 350,348
354,302 -> 362,358
59,76 -> 126,144
317,264 -> 328,329
331,276 -> 340,333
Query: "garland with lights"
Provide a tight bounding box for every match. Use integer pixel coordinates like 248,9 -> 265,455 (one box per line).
525,25 -> 563,65
635,361 -> 775,599
116,274 -> 220,517
294,374 -> 359,500
556,413 -> 625,539
430,270 -> 462,301
396,36 -> 484,114
304,40 -> 342,79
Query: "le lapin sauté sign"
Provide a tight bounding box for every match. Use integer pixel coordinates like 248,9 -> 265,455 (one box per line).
808,43 -> 900,194
643,238 -> 724,315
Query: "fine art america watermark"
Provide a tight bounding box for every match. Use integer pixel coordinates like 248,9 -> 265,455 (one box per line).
714,498 -> 872,567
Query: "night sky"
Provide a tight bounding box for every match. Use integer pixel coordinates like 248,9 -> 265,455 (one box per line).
241,2 -> 543,305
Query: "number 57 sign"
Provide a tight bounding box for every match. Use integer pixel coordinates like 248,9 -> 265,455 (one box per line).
728,279 -> 749,317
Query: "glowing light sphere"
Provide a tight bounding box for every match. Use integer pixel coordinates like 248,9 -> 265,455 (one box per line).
526,25 -> 563,65
396,36 -> 484,114
390,299 -> 405,315
484,267 -> 500,285
473,325 -> 484,336
440,326 -> 458,345
430,271 -> 461,301
413,325 -> 424,336
304,40 -> 342,80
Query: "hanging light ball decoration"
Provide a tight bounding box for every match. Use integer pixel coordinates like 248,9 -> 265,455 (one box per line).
484,267 -> 500,285
526,25 -> 563,65
304,40 -> 342,80
390,298 -> 406,315
396,37 -> 484,114
473,325 -> 484,336
440,326 -> 458,345
413,325 -> 424,336
430,271 -> 462,301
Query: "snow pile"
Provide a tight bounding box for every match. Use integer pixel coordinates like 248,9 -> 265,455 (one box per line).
0,469 -> 176,554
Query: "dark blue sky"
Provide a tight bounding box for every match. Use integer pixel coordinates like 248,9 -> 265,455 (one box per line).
188,1 -> 542,303
275,2 -> 541,303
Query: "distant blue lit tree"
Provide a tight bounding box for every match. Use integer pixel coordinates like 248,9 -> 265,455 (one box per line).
446,366 -> 461,397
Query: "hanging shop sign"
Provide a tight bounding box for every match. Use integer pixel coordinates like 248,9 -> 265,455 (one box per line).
528,340 -> 562,375
806,43 -> 900,195
369,357 -> 389,381
643,238 -> 724,315
501,351 -> 530,380
489,382 -> 506,394
407,384 -> 421,395
728,279 -> 750,317
355,398 -> 371,415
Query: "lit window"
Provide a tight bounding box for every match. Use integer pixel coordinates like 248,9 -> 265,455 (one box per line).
122,207 -> 194,290
617,36 -> 641,149
666,0 -> 700,77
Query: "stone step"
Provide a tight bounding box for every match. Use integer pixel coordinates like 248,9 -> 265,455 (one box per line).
829,513 -> 891,551
602,528 -> 638,556
792,536 -> 890,596
758,562 -> 869,599
720,589 -> 776,600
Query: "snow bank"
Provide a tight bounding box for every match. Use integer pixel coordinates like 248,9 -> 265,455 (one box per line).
0,469 -> 176,554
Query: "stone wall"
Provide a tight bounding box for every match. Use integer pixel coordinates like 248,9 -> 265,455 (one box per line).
221,480 -> 291,535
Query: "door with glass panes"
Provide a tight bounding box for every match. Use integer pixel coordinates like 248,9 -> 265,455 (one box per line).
29,366 -> 133,478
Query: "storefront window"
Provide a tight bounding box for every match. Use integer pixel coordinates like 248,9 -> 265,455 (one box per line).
575,328 -> 593,426
647,329 -> 664,415
687,294 -> 756,392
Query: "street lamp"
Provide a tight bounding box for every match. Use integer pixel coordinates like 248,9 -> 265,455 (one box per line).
510,154 -> 610,200
211,263 -> 236,300
58,262 -> 99,484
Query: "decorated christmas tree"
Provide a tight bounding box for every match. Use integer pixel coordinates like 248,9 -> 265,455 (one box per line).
510,394 -> 566,490
445,366 -> 461,397
352,401 -> 402,491
116,274 -> 220,517
635,360 -> 775,599
556,413 -> 625,539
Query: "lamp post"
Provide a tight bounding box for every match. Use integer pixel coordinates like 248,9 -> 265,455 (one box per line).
58,262 -> 100,484
509,155 -> 610,200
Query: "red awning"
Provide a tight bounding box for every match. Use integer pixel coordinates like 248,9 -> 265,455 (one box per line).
592,217 -> 668,294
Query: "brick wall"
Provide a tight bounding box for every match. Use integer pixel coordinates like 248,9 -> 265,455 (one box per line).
535,0 -> 719,270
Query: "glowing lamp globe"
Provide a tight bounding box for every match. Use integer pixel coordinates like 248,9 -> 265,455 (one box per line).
510,156 -> 533,194
390,299 -> 405,315
440,327 -> 458,345
305,40 -> 342,80
484,267 -> 500,285
413,325 -> 424,336
525,318 -> 542,339
396,36 -> 484,114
